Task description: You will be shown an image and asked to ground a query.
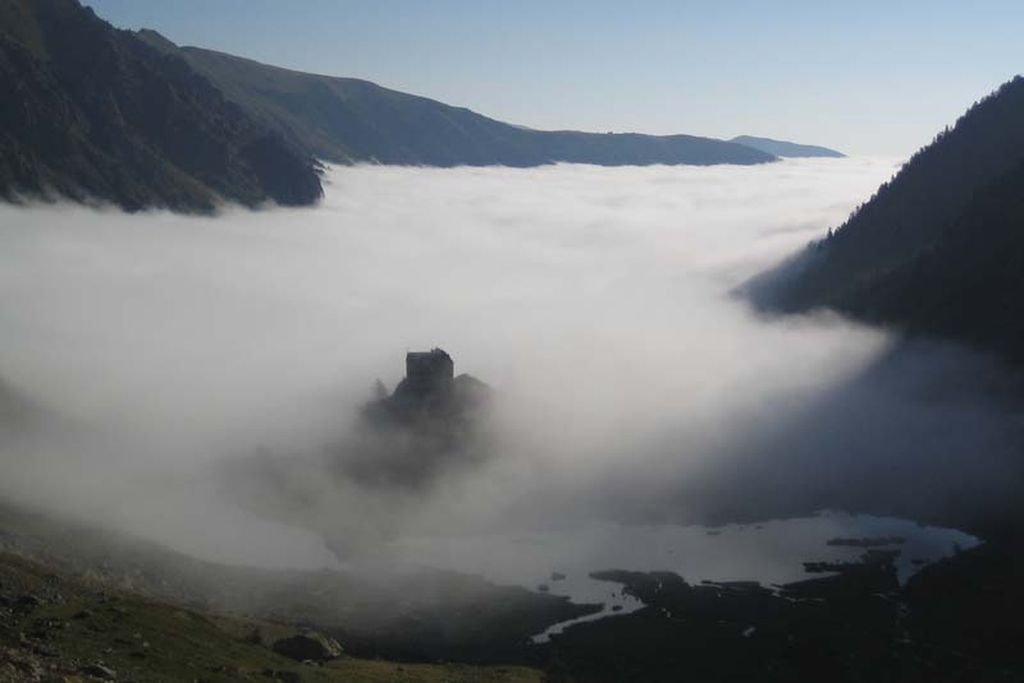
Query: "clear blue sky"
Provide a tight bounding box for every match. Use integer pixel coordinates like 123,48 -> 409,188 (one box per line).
88,0 -> 1022,157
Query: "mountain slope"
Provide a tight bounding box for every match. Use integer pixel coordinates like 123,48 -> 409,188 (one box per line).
747,76 -> 1024,362
835,158 -> 1024,361
136,33 -> 776,169
0,0 -> 322,212
0,0 -> 772,213
730,135 -> 844,158
0,552 -> 542,682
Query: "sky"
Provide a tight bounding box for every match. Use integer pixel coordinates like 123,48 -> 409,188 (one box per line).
82,1 -> 1024,158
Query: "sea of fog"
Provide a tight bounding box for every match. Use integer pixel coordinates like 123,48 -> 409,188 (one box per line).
0,158 -> 896,449
0,159 -> 1015,603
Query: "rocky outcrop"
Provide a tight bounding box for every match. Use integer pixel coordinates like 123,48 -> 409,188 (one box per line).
367,349 -> 492,429
342,348 -> 494,489
80,663 -> 117,680
271,630 -> 343,663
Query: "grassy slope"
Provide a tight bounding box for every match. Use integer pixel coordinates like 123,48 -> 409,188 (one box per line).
0,552 -> 543,682
0,498 -> 591,669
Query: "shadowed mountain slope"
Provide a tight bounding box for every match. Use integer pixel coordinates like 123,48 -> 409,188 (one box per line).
747,76 -> 1024,363
0,0 -> 323,212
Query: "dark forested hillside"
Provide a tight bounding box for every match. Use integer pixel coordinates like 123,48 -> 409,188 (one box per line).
748,76 -> 1024,362
836,159 -> 1024,361
136,33 -> 775,169
0,0 -> 323,212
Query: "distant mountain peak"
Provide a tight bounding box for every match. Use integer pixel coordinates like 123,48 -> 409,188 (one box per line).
731,135 -> 844,158
133,28 -> 178,53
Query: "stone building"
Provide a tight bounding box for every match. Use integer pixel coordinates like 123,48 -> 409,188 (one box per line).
403,348 -> 454,395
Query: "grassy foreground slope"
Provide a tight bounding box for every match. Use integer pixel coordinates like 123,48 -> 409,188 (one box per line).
0,552 -> 542,683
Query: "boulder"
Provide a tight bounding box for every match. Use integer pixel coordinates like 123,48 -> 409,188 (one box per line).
271,631 -> 343,663
14,594 -> 42,612
81,663 -> 117,679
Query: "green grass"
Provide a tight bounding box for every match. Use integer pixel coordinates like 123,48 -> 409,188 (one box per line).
0,553 -> 543,682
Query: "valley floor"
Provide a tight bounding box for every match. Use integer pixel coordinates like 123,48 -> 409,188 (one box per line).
3,500 -> 1023,682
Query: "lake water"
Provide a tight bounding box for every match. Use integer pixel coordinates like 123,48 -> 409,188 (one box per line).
368,511 -> 979,642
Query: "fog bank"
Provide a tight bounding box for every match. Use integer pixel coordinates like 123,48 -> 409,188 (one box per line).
1,158 -> 1017,566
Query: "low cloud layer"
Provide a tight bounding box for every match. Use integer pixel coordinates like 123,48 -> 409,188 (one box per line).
1,158 -> 1017,567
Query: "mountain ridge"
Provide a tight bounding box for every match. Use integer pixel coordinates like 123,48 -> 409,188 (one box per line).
135,30 -> 778,169
747,75 -> 1024,363
730,135 -> 844,158
0,1 -> 857,213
